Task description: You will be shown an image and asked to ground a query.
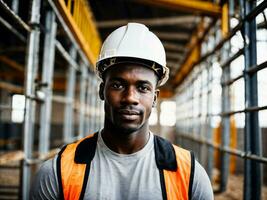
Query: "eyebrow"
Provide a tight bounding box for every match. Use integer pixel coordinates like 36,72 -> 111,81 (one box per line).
136,80 -> 153,87
108,77 -> 154,86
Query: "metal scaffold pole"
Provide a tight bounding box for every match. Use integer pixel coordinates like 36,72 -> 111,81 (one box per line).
220,43 -> 231,192
243,0 -> 262,199
11,0 -> 19,14
63,46 -> 77,143
85,72 -> 92,134
206,58 -> 214,179
78,63 -> 87,138
22,0 -> 41,199
94,78 -> 99,131
39,10 -> 57,157
220,1 -> 230,192
90,77 -> 97,133
199,65 -> 205,164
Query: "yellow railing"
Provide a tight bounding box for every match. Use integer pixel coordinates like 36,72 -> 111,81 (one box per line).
56,0 -> 101,66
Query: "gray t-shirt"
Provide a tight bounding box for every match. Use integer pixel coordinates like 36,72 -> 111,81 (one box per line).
30,133 -> 213,200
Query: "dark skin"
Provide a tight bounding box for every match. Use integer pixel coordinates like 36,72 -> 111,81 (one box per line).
99,63 -> 159,154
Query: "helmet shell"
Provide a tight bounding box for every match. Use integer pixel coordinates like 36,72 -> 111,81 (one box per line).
96,23 -> 169,86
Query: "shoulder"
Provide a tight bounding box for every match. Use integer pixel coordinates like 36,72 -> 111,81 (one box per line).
191,160 -> 214,200
35,157 -> 57,180
30,157 -> 59,200
169,144 -> 214,199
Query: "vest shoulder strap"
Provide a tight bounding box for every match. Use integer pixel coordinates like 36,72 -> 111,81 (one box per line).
154,135 -> 194,200
56,133 -> 98,200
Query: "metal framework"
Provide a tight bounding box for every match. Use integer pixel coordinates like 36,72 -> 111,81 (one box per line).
0,0 -> 267,199
0,0 -> 103,199
175,1 -> 267,199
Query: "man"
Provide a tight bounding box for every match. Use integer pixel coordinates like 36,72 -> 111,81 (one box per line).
31,23 -> 213,200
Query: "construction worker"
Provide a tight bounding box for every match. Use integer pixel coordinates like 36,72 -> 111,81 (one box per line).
30,23 -> 213,200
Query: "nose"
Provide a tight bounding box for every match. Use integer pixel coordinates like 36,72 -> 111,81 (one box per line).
121,86 -> 139,105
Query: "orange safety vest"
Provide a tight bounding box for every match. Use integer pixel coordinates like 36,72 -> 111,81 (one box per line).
56,133 -> 194,200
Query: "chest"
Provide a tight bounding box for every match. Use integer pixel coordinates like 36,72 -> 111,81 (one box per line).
84,147 -> 163,200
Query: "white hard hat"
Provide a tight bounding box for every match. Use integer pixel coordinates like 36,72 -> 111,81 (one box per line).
96,23 -> 169,86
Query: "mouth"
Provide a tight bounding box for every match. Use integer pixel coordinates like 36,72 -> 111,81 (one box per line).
117,109 -> 140,120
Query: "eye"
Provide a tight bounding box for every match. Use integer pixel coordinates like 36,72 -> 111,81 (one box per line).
111,82 -> 123,89
138,85 -> 150,92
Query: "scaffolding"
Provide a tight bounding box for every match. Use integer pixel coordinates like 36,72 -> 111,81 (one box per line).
0,0 -> 267,199
175,1 -> 267,199
0,0 -> 103,199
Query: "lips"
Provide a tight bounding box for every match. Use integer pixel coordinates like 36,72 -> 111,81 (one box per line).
118,109 -> 140,115
117,109 -> 140,120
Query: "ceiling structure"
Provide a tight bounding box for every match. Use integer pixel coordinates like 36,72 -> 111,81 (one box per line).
89,0 -> 221,95
0,0 -> 222,98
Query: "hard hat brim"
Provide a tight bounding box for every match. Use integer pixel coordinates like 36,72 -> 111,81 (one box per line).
96,56 -> 164,81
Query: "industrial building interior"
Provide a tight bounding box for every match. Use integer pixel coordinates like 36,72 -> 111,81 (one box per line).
0,0 -> 267,199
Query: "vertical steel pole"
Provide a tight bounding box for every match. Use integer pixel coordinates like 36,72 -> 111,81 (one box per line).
195,77 -> 200,155
199,68 -> 204,164
175,95 -> 178,144
243,0 -> 262,199
91,77 -> 97,132
63,46 -> 77,143
220,43 -> 231,192
39,10 -> 57,157
220,1 -> 230,191
11,0 -> 19,14
90,76 -> 94,133
22,0 -> 41,199
78,63 -> 87,138
85,73 -> 92,134
192,80 -> 196,142
207,59 -> 214,178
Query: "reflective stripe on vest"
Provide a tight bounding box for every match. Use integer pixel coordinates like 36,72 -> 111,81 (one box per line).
57,134 -> 193,200
163,145 -> 193,200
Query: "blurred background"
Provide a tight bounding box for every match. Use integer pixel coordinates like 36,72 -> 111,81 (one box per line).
0,0 -> 267,199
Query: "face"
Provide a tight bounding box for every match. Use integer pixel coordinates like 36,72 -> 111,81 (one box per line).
100,64 -> 159,134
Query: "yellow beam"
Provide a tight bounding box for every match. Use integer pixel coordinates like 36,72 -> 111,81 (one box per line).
138,0 -> 221,17
173,45 -> 200,84
221,2 -> 229,38
172,19 -> 205,86
56,0 -> 101,67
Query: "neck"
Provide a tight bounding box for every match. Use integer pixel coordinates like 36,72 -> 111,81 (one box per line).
101,118 -> 150,154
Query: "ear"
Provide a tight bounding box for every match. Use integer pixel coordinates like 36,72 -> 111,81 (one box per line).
152,89 -> 159,107
99,82 -> 104,100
